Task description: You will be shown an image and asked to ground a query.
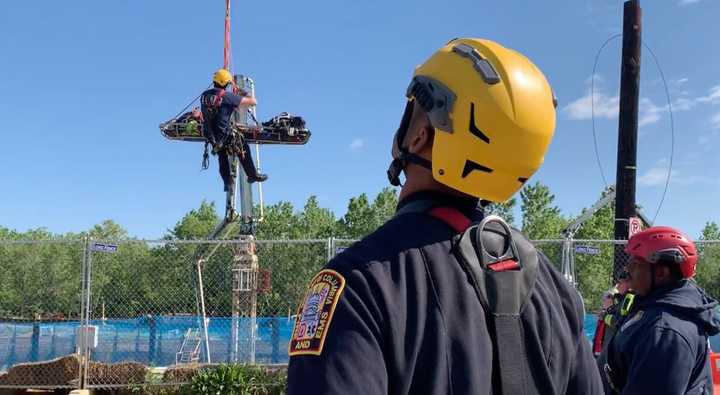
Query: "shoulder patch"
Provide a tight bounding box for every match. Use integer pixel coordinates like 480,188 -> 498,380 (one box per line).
289,269 -> 346,356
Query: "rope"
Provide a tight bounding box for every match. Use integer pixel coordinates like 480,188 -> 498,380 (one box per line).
170,91 -> 202,121
202,142 -> 211,171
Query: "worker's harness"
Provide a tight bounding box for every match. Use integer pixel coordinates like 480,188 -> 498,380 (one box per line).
396,201 -> 541,395
199,89 -> 249,169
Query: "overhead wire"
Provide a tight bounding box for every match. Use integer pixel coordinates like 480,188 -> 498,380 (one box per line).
589,35 -> 676,224
590,34 -> 622,189
643,42 -> 675,224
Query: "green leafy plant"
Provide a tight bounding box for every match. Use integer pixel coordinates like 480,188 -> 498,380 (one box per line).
190,364 -> 286,395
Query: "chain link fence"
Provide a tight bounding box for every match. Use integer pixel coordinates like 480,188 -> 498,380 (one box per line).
1,237 -> 719,390
0,240 -> 84,389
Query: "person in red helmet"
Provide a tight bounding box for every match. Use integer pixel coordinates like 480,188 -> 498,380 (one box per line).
602,226 -> 720,395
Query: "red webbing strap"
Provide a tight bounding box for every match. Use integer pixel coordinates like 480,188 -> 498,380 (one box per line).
592,317 -> 607,356
429,207 -> 519,273
487,259 -> 520,272
428,207 -> 471,234
224,0 -> 232,71
213,89 -> 226,107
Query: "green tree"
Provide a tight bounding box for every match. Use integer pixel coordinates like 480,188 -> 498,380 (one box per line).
696,222 -> 720,299
338,188 -> 398,239
485,198 -> 517,226
520,182 -> 566,240
572,187 -> 616,311
168,200 -> 220,239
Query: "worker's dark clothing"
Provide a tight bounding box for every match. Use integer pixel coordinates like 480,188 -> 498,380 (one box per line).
287,191 -> 603,395
216,138 -> 259,191
200,87 -> 259,189
603,280 -> 720,395
200,88 -> 243,145
595,292 -> 633,395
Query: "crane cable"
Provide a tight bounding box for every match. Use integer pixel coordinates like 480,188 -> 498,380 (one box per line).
224,0 -> 232,72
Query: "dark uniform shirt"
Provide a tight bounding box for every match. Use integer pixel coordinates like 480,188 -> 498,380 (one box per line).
200,87 -> 243,144
287,191 -> 603,395
604,280 -> 720,395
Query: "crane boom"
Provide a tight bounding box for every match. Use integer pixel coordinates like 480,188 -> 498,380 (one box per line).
561,186 -> 616,239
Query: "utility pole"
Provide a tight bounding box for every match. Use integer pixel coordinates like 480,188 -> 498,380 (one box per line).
613,0 -> 642,282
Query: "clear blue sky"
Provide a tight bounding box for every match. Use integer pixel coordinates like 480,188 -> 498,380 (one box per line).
1,0 -> 718,240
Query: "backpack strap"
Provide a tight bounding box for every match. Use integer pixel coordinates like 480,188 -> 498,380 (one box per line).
396,200 -> 541,394
454,215 -> 540,395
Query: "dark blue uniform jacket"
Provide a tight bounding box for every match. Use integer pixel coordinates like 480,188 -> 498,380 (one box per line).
605,280 -> 720,395
287,192 -> 603,395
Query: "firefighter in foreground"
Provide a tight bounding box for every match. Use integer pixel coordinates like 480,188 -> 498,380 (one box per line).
602,226 -> 720,395
286,38 -> 603,394
201,68 -> 268,191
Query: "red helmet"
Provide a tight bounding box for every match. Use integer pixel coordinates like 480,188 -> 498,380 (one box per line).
625,226 -> 698,278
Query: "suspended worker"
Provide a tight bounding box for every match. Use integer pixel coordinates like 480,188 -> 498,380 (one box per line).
286,38 -> 603,394
602,226 -> 720,395
201,68 -> 268,191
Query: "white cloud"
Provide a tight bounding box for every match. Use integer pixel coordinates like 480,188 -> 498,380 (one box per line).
349,138 -> 365,151
672,97 -> 696,111
639,166 -> 675,187
563,91 -> 619,120
680,0 -> 703,5
696,85 -> 720,103
639,161 -> 716,187
565,79 -> 720,127
639,98 -> 663,127
564,92 -> 664,127
712,112 -> 720,129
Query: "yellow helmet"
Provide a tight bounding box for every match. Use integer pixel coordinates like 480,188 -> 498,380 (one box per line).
212,68 -> 233,87
389,38 -> 557,202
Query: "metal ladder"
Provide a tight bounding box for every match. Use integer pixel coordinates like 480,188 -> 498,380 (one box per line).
175,328 -> 202,364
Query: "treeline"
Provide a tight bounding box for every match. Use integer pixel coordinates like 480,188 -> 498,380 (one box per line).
1,184 -> 718,320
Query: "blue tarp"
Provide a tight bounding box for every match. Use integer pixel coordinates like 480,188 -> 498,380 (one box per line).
2,315 -> 719,371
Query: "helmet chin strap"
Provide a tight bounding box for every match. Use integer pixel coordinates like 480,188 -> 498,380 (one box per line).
387,101 -> 432,186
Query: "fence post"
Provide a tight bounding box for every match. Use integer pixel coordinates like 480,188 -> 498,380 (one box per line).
326,237 -> 334,262
77,236 -> 89,389
82,237 -> 94,389
30,322 -> 40,362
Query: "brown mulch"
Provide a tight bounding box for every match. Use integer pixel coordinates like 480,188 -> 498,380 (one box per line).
0,355 -> 80,387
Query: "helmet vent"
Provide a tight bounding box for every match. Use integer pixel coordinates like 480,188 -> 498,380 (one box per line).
469,103 -> 490,144
461,160 -> 494,178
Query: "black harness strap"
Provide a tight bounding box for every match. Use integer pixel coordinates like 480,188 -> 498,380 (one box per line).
455,217 -> 539,395
396,202 -> 541,395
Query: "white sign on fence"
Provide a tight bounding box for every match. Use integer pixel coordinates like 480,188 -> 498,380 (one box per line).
91,242 -> 118,253
75,325 -> 99,349
575,245 -> 601,255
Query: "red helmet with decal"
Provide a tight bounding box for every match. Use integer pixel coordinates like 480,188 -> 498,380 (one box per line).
625,226 -> 698,278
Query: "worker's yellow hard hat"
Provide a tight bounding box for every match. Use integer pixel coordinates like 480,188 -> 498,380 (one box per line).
394,38 -> 557,202
213,68 -> 233,87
